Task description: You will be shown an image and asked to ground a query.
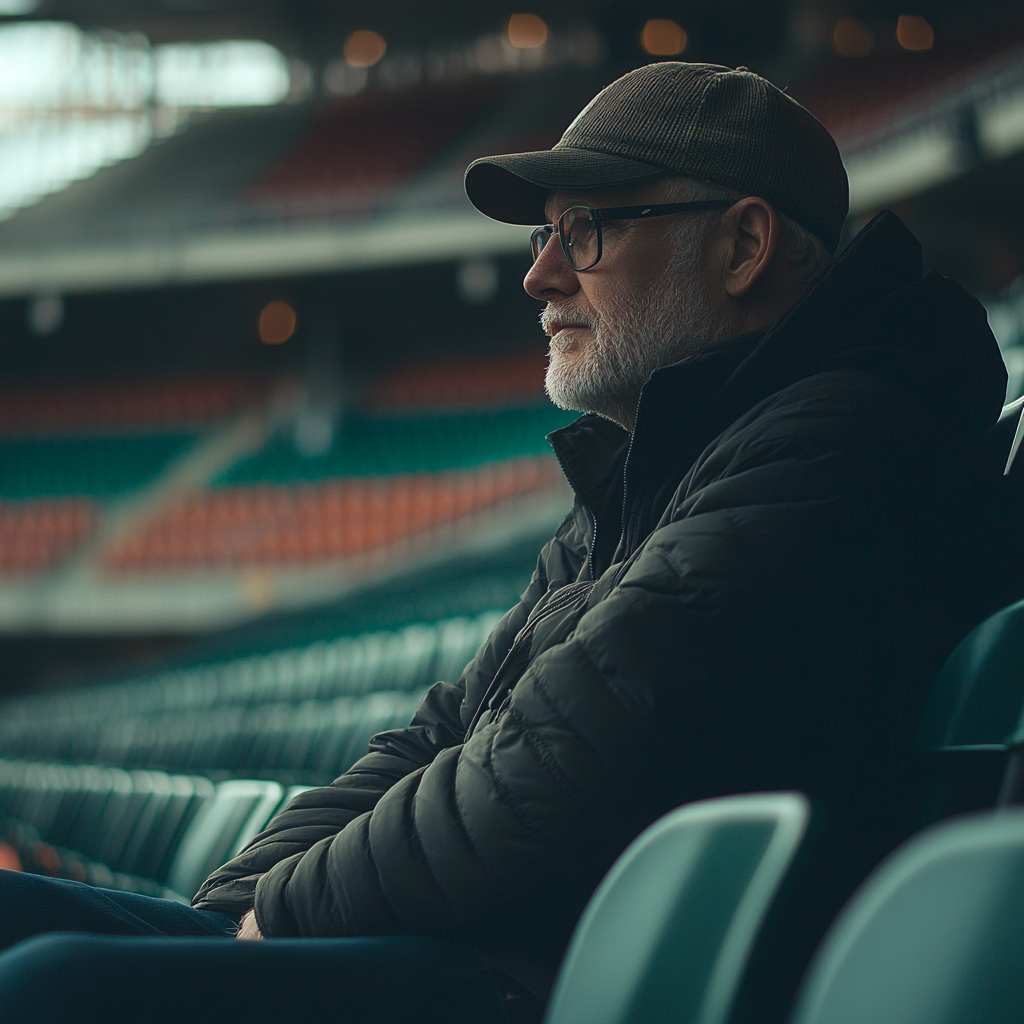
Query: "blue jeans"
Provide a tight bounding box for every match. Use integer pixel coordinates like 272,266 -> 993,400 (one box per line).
0,872 -> 509,1023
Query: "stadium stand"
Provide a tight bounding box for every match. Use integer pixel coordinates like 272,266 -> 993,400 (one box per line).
794,25 -> 1024,143
95,370 -> 574,572
0,609 -> 501,900
248,81 -> 504,211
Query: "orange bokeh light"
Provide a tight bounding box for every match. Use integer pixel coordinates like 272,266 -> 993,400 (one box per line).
641,19 -> 688,57
896,15 -> 934,51
507,14 -> 548,49
344,30 -> 387,67
832,16 -> 875,58
259,301 -> 296,345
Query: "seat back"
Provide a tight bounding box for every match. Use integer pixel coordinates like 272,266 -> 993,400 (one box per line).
544,793 -> 810,1024
997,394 -> 1024,477
790,808 -> 1024,1024
165,779 -> 283,899
917,598 -> 1024,804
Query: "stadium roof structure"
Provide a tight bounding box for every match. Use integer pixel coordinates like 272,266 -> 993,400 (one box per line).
0,3 -> 1020,297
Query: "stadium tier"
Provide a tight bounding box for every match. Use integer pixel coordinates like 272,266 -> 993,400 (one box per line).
248,81 -> 504,209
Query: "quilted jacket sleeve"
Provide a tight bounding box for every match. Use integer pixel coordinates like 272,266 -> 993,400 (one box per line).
192,517 -> 581,915
248,380 -> 930,989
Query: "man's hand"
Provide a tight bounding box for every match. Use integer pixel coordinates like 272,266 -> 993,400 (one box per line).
235,909 -> 264,940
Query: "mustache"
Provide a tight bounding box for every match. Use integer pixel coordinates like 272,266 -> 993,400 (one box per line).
539,304 -> 599,335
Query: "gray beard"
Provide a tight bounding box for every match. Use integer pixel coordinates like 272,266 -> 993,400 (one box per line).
542,257 -> 725,430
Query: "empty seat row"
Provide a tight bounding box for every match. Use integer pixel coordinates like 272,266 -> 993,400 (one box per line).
0,611 -> 500,728
0,760 -> 298,900
0,689 -> 426,778
105,459 -> 559,570
0,760 -> 213,887
0,375 -> 253,435
217,406 -> 575,486
369,352 -> 548,410
0,433 -> 197,500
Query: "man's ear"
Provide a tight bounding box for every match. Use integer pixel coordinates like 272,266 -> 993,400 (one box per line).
721,197 -> 780,299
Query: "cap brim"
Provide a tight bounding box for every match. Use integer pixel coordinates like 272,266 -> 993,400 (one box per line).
464,148 -> 665,225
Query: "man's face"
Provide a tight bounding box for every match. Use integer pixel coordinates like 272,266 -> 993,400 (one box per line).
524,183 -> 722,430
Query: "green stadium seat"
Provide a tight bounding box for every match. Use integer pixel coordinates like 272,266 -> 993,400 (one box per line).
165,779 -> 284,900
790,808 -> 1024,1024
0,759 -> 214,891
544,793 -> 810,1024
917,597 -> 1024,806
0,613 -> 500,777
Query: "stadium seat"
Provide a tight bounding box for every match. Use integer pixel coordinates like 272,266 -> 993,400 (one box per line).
986,394 -> 1024,476
544,793 -> 810,1024
789,808 -> 1024,1024
0,760 -> 215,892
165,779 -> 284,900
917,597 -> 1024,805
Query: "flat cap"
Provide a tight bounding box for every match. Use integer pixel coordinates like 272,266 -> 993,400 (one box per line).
465,62 -> 849,253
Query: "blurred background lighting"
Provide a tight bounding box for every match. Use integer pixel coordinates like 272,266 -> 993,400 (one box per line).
506,14 -> 549,49
832,16 -> 875,58
154,41 -> 291,107
26,293 -> 63,336
641,19 -> 688,57
0,23 -> 293,220
344,30 -> 387,68
259,301 -> 297,345
896,15 -> 935,52
0,0 -> 38,13
457,259 -> 500,305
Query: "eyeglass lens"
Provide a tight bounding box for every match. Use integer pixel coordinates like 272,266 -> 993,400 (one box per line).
560,208 -> 598,270
530,207 -> 599,271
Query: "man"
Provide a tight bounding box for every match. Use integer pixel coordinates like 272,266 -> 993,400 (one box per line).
201,60 -> 1008,995
0,62 -> 1012,1020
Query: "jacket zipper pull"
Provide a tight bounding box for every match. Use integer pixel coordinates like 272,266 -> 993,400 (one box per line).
490,692 -> 513,724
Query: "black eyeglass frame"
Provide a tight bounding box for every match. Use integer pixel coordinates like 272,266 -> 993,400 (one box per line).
530,200 -> 735,272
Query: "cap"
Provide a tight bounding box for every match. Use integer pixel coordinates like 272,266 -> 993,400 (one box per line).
464,62 -> 849,253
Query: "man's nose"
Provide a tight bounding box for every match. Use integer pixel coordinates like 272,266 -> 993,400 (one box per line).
523,235 -> 581,300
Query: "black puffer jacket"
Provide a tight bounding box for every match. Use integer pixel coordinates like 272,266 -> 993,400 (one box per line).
195,212 -> 1010,997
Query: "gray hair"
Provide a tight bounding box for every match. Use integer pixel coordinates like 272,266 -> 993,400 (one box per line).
659,176 -> 834,295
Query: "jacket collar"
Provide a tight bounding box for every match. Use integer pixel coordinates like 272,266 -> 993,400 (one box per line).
547,210 -> 1005,535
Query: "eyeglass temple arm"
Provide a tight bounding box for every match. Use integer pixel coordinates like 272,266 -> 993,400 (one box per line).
595,200 -> 734,221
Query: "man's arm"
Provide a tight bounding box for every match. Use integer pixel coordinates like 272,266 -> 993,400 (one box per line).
192,517 -> 585,917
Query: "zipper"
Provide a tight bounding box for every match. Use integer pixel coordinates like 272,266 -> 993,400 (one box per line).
619,394 -> 645,556
551,446 -> 599,581
463,580 -> 595,741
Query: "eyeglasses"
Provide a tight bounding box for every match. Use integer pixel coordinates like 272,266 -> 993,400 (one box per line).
530,200 -> 734,272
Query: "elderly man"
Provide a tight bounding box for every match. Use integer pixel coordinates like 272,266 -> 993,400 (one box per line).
0,62 -> 1011,1022
207,58 -> 1007,991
